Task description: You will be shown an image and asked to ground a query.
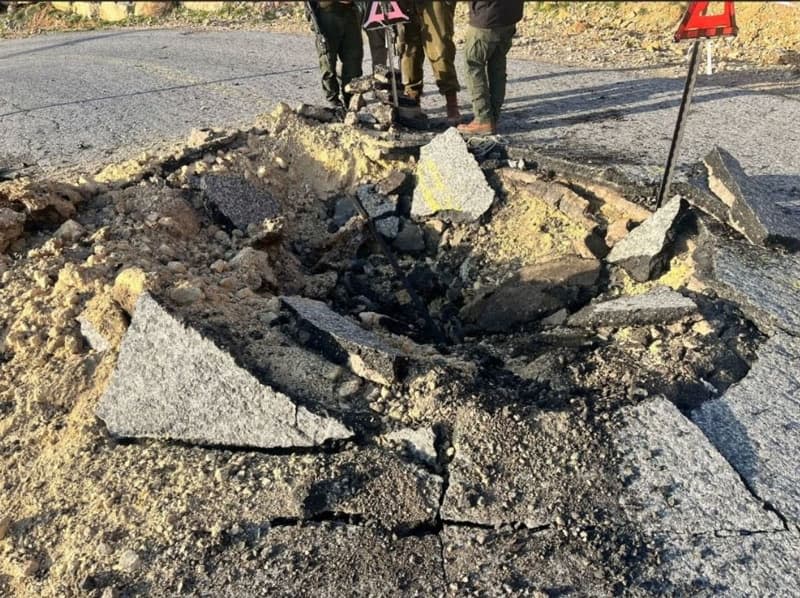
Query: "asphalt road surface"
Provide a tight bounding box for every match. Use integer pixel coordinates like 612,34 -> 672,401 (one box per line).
1,28 -> 798,192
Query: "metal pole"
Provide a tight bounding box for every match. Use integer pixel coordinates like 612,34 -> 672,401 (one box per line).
706,39 -> 713,75
350,193 -> 448,345
656,39 -> 701,209
380,1 -> 400,108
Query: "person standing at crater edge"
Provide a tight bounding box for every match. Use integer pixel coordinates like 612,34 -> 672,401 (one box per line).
458,0 -> 524,136
396,0 -> 461,125
307,0 -> 364,112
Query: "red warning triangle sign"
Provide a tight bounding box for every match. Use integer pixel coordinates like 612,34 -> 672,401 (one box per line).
674,1 -> 738,41
363,1 -> 409,30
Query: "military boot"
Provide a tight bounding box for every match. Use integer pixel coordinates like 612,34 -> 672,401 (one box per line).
445,92 -> 461,126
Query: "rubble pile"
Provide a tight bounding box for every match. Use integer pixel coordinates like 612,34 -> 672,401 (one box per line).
1,111 -> 799,596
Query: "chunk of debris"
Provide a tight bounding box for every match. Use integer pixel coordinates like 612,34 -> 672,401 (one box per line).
281,295 -> 406,386
700,240 -> 800,336
355,184 -> 399,239
612,396 -> 781,534
460,256 -> 601,332
96,293 -> 352,448
411,127 -> 495,222
295,103 -> 338,123
606,195 -> 683,282
202,174 -> 279,231
77,293 -> 128,353
53,219 -> 85,243
392,221 -> 425,253
568,286 -> 696,328
0,207 -> 25,253
376,170 -> 410,197
692,332 -> 800,525
381,426 -> 438,468
702,146 -> 800,247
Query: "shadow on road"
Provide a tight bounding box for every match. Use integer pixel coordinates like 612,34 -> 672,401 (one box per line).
499,69 -> 800,133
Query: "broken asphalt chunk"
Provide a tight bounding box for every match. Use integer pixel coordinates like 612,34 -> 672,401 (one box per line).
96,293 -> 352,448
606,195 -> 683,282
201,173 -> 279,231
700,239 -> 800,336
568,286 -> 696,328
692,332 -> 800,526
411,127 -> 495,222
703,146 -> 800,248
460,256 -> 601,332
612,397 -> 782,535
281,295 -> 406,386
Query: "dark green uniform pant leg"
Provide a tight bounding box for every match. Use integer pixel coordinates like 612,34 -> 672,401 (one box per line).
316,6 -> 364,106
463,24 -> 515,124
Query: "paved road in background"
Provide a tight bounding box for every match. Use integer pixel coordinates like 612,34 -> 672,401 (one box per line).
1,28 -> 798,191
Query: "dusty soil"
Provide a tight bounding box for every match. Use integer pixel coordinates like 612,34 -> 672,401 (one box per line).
0,100 -> 766,595
2,1 -> 799,73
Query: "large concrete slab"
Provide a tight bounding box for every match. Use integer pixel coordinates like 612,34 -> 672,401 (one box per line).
442,526 -> 613,597
460,256 -> 601,332
568,286 -> 696,328
703,146 -> 800,248
202,173 -> 279,231
606,195 -> 683,282
612,397 -> 782,535
702,240 -> 800,336
411,127 -> 495,222
692,332 -> 800,526
634,532 -> 800,596
96,293 -> 352,448
193,522 -> 445,597
281,295 -> 406,386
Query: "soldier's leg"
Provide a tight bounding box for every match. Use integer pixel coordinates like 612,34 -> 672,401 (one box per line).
366,28 -> 388,72
397,7 -> 425,101
339,7 -> 365,106
487,25 -> 516,123
463,26 -> 492,124
316,8 -> 345,106
421,0 -> 460,96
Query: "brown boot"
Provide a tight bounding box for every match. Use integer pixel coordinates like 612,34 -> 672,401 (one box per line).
445,93 -> 461,126
457,119 -> 496,136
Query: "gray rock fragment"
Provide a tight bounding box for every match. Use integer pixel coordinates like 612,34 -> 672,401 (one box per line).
460,256 -> 601,332
568,286 -> 696,328
202,174 -> 279,231
96,293 -> 352,448
606,195 -> 683,282
354,184 -> 399,238
77,315 -> 111,353
411,127 -> 495,222
382,426 -> 438,467
704,146 -> 800,247
295,103 -> 337,123
692,332 -> 800,525
612,397 -> 781,535
701,240 -> 800,336
0,207 -> 25,253
281,295 -> 406,386
392,221 -> 425,253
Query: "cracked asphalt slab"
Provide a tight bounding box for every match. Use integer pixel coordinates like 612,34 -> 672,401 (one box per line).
1,28 -> 798,193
